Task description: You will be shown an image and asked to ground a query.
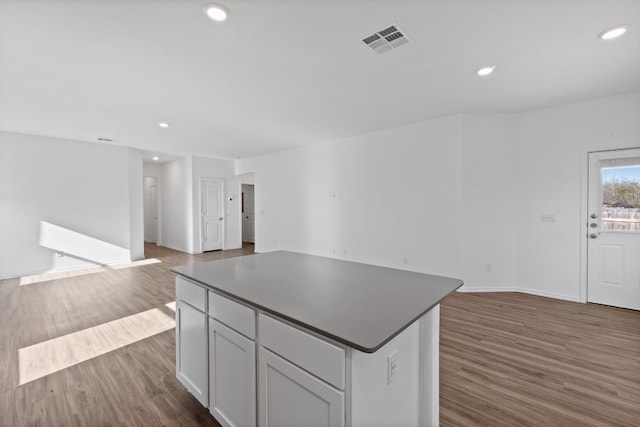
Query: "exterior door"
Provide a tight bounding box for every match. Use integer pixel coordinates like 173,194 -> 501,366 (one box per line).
202,179 -> 224,251
587,149 -> 640,310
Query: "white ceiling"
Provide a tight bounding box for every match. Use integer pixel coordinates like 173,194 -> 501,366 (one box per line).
1,0 -> 638,160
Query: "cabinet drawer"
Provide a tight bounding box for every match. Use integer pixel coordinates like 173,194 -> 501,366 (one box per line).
258,347 -> 344,427
258,314 -> 345,390
176,277 -> 206,312
209,292 -> 256,339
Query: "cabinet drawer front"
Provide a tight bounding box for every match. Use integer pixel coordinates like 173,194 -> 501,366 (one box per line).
209,292 -> 256,339
259,347 -> 344,427
176,277 -> 207,311
258,314 -> 345,390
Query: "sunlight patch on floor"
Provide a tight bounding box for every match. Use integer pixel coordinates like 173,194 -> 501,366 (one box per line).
19,258 -> 162,285
18,306 -> 175,385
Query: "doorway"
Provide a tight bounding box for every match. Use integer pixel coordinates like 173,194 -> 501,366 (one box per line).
587,148 -> 640,310
143,176 -> 159,244
241,184 -> 255,244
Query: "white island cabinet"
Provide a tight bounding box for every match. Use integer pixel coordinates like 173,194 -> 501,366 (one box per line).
175,277 -> 208,406
173,251 -> 462,427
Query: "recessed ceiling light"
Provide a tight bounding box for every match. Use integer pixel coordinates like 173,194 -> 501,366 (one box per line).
598,25 -> 629,40
153,156 -> 159,161
203,4 -> 229,22
476,66 -> 496,77
158,122 -> 170,128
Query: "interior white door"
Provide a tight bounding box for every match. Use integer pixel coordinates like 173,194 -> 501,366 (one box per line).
202,179 -> 224,251
587,149 -> 640,310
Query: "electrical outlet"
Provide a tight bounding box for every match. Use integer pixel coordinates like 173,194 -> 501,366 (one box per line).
540,214 -> 556,223
387,350 -> 398,385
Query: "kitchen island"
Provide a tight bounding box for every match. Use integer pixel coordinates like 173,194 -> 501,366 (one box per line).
171,251 -> 462,427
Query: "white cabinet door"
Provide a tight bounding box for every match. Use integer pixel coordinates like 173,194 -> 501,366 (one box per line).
258,347 -> 344,427
176,300 -> 208,407
209,319 -> 256,427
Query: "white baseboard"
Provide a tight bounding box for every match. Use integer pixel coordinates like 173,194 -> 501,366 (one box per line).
458,285 -> 582,303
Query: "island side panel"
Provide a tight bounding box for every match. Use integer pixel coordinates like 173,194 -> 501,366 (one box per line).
419,304 -> 440,426
349,321 -> 421,427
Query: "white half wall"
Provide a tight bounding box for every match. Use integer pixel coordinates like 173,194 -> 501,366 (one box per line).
0,131 -> 141,279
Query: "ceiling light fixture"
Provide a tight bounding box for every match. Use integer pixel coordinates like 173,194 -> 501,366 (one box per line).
153,156 -> 160,161
203,4 -> 229,22
598,24 -> 629,40
476,66 -> 496,77
158,122 -> 170,128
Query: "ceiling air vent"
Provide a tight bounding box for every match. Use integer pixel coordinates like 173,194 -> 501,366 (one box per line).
362,24 -> 409,54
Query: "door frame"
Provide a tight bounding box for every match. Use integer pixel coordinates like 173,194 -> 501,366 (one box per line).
580,143 -> 640,304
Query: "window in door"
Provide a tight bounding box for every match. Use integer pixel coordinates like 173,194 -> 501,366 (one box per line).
600,159 -> 640,232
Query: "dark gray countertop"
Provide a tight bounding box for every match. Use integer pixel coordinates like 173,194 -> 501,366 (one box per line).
171,251 -> 462,353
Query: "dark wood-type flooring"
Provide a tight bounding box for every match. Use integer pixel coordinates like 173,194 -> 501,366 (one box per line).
1,244 -> 638,426
440,292 -> 640,426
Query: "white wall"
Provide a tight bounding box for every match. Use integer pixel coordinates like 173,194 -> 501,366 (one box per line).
0,131 -> 141,279
238,115 -> 465,278
160,157 -> 193,253
515,92 -> 639,301
459,114 -> 518,290
237,91 -> 639,301
143,161 -> 162,178
128,149 -> 144,260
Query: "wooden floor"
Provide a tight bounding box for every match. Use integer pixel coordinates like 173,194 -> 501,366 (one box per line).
440,292 -> 640,427
0,243 -> 253,426
1,245 -> 638,426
